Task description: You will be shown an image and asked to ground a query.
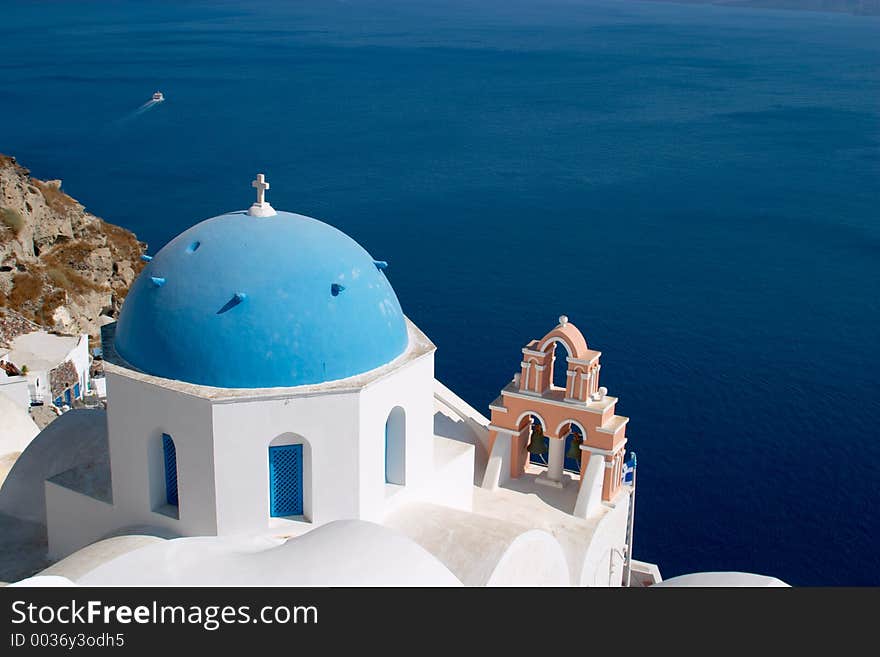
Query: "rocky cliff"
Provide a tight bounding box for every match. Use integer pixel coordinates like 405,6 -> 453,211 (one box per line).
0,154 -> 146,341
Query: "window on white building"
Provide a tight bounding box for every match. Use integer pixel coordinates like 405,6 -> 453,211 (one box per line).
162,433 -> 178,507
385,406 -> 406,485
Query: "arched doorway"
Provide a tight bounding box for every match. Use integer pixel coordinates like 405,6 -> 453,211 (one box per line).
385,406 -> 406,485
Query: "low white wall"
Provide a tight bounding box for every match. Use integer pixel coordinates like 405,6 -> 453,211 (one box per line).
91,377 -> 107,399
27,370 -> 48,404
578,492 -> 630,586
68,335 -> 90,396
382,436 -> 474,519
0,377 -> 30,409
629,560 -> 663,587
0,409 -> 108,526
41,535 -> 167,582
45,482 -> 118,560
481,432 -> 511,490
427,436 -> 474,512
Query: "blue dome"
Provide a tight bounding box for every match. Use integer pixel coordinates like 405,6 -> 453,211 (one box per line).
114,210 -> 409,388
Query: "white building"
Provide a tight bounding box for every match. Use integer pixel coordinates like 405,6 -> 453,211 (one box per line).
0,331 -> 90,407
0,175 -> 679,586
0,355 -> 30,409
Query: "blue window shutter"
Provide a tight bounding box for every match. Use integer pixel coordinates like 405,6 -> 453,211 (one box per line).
74,383 -> 80,398
163,434 -> 178,506
269,444 -> 303,517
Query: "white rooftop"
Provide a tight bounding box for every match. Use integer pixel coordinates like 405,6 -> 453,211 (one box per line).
4,331 -> 81,372
653,572 -> 789,587
39,521 -> 462,587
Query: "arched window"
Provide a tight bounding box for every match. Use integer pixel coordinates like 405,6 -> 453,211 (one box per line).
162,433 -> 178,507
269,443 -> 304,517
551,341 -> 572,391
385,406 -> 406,485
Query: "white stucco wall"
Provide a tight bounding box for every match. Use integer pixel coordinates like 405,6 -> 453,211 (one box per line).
68,335 -> 90,397
1,409 -> 108,527
27,370 -> 48,404
5,332 -> 90,404
357,351 -> 436,521
44,373 -> 220,558
45,483 -> 118,560
105,371 -> 218,536
211,389 -> 361,533
578,490 -> 630,586
210,348 -> 441,532
0,376 -> 31,409
42,332 -> 448,553
0,391 -> 38,452
91,376 -> 107,399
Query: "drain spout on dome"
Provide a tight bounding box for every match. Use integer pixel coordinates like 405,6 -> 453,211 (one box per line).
141,254 -> 153,262
373,260 -> 388,270
218,292 -> 247,314
150,276 -> 165,287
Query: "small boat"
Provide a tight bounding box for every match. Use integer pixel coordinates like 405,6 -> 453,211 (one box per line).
152,91 -> 164,102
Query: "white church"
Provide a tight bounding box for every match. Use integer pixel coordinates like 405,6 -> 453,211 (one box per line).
0,176 -> 787,587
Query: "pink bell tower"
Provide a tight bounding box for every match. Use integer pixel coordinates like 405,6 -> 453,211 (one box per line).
486,316 -> 630,504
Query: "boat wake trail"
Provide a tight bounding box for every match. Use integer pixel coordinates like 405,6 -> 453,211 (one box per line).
115,100 -> 161,126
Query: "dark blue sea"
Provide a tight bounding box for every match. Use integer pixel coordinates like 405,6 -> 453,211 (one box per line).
1,0 -> 878,585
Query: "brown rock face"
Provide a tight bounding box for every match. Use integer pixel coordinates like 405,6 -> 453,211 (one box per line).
0,154 -> 147,342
